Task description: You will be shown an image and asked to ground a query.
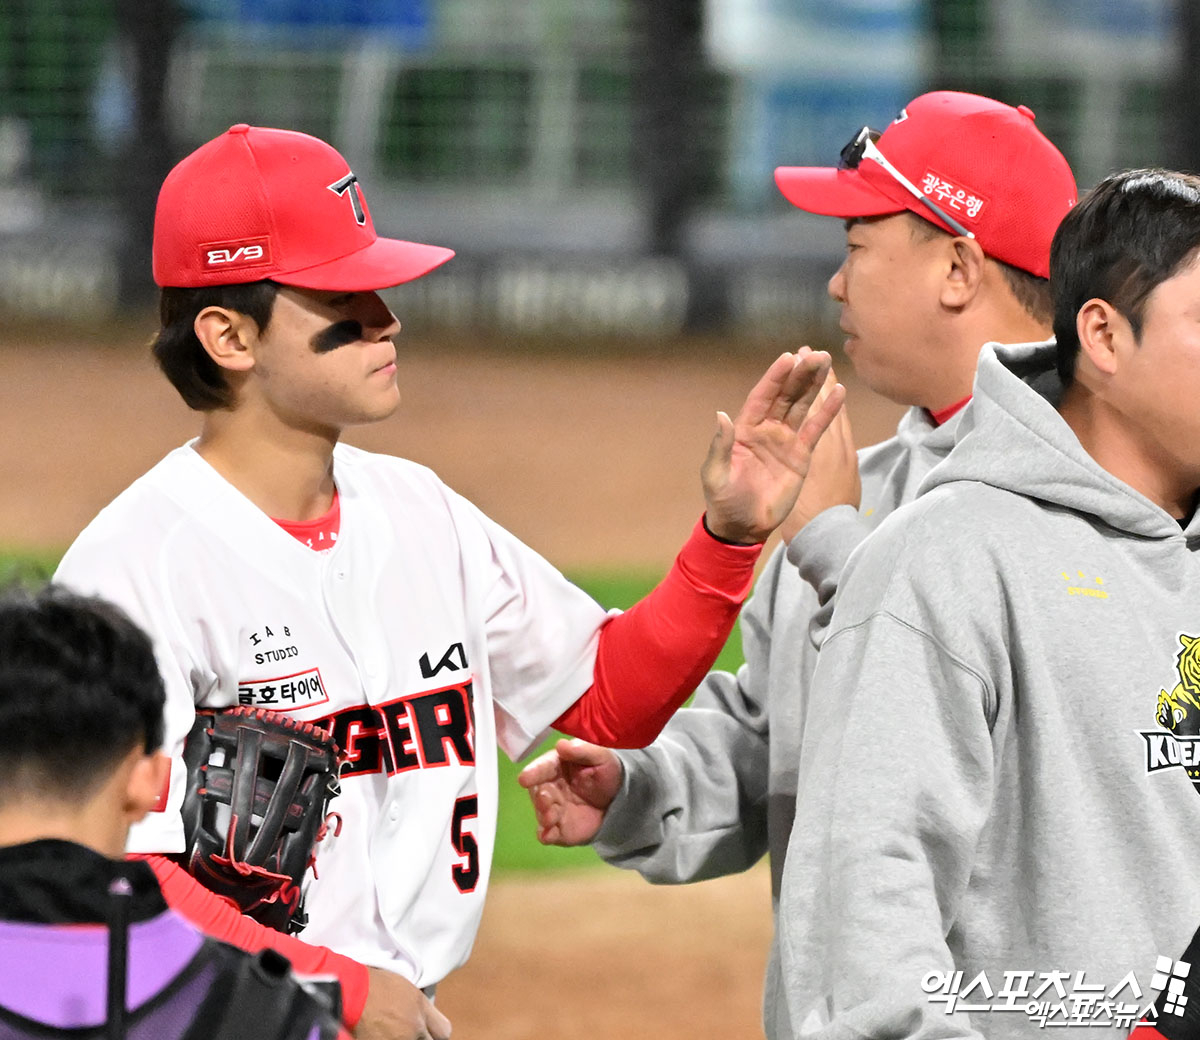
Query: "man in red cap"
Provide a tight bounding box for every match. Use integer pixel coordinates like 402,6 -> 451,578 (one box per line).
52,124 -> 843,1039
518,91 -> 1077,1038
775,164 -> 1200,1036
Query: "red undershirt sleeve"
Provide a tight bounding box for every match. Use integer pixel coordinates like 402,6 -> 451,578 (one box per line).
553,514 -> 762,747
136,854 -> 371,1028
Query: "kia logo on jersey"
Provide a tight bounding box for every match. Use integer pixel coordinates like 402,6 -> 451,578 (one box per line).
420,642 -> 468,679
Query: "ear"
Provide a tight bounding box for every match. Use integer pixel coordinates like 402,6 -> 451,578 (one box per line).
194,306 -> 258,374
938,237 -> 987,309
124,751 -> 171,824
1074,298 -> 1130,379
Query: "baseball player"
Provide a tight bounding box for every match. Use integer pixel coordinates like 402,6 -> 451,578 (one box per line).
52,124 -> 843,1040
0,584 -> 346,1040
518,91 -> 1077,1038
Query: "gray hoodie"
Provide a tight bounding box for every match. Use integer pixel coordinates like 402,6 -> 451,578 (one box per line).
777,339 -> 1200,1039
594,404 -> 963,1039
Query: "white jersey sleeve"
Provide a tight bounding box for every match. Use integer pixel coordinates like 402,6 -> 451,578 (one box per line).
54,495 -> 206,854
440,486 -> 611,760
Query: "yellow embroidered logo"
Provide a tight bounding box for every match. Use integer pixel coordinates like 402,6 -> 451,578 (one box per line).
1155,634 -> 1200,735
1060,569 -> 1108,599
1142,633 -> 1200,785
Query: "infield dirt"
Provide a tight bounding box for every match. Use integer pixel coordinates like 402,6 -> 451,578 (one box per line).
3,328 -> 903,1038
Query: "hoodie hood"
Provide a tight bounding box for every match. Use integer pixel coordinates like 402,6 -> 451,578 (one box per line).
920,339 -> 1193,542
893,402 -> 962,454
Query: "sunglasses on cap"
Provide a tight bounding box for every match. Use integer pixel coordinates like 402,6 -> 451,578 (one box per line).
839,127 -> 975,240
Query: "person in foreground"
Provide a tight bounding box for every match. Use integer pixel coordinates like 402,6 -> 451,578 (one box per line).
518,90 -> 1076,1038
0,584 -> 345,1039
52,124 -> 844,1040
776,169 -> 1200,1038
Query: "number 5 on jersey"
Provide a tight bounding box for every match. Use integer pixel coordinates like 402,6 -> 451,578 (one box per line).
451,796 -> 480,893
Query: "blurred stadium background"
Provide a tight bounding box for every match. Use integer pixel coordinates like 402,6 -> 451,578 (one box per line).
0,2 -> 1189,1035
0,0 -> 1189,337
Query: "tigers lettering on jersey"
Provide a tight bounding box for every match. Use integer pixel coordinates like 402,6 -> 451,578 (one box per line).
320,680 -> 476,778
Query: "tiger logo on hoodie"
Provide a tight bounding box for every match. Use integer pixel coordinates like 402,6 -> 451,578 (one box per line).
1157,634 -> 1200,735
1143,634 -> 1200,787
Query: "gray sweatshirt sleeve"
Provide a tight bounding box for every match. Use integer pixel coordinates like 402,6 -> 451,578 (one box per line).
591,550 -> 781,882
778,605 -> 995,1040
785,504 -> 873,608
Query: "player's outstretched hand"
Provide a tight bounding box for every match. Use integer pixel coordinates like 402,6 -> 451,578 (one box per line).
517,738 -> 622,846
779,369 -> 861,543
356,968 -> 451,1040
701,348 -> 845,545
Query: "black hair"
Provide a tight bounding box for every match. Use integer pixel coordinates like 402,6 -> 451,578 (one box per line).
904,214 -> 1053,325
997,264 -> 1053,326
1051,169 -> 1200,386
0,584 -> 165,806
152,280 -> 280,411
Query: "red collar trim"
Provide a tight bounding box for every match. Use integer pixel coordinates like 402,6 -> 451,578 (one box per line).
927,394 -> 972,427
273,489 -> 341,549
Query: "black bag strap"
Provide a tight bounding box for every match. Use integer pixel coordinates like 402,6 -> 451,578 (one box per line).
183,946 -> 339,1040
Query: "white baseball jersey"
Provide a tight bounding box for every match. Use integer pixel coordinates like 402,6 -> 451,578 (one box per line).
54,441 -> 611,987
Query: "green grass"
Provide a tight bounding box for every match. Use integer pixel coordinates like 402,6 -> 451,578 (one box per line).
1,552 -> 745,876
0,549 -> 59,585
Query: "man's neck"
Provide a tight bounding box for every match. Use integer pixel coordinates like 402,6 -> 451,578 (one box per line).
919,309 -> 1050,415
0,807 -> 125,859
196,410 -> 339,521
1059,381 -> 1198,520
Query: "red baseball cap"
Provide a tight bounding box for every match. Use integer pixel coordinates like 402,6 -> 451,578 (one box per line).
774,91 -> 1077,278
152,124 -> 455,290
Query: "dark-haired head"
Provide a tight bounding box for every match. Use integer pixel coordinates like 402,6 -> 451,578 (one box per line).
1052,169 -> 1200,385
152,280 -> 280,410
0,584 -> 166,809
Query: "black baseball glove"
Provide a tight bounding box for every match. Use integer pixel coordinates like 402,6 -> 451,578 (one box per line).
178,706 -> 344,933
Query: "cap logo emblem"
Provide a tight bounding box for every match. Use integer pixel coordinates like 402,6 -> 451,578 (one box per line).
920,170 -> 986,220
327,172 -> 366,226
202,236 -> 272,269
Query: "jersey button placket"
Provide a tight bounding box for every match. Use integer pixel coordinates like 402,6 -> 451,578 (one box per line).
321,562 -> 376,699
